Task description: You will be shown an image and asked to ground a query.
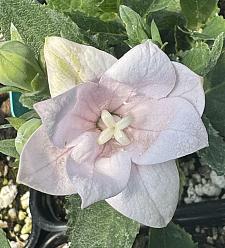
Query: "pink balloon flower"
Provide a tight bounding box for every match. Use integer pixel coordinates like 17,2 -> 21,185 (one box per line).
17,37 -> 208,227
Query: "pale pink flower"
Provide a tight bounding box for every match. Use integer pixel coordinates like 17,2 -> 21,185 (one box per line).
17,37 -> 208,227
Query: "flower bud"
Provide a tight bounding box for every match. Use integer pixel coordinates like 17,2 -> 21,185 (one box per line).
0,41 -> 46,91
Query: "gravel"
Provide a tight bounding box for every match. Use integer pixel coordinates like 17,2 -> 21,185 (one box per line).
179,158 -> 225,205
179,157 -> 225,247
0,94 -> 31,248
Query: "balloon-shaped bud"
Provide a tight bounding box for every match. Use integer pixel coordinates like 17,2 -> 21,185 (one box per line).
0,41 -> 46,91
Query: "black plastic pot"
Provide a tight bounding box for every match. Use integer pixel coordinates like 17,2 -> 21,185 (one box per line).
29,189 -> 67,233
39,232 -> 68,248
174,199 -> 225,227
27,191 -> 225,247
25,223 -> 41,248
173,200 -> 225,246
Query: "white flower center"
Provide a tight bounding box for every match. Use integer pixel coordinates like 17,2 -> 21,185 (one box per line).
97,110 -> 133,146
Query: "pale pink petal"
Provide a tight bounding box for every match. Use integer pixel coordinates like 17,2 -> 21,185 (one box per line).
35,82 -> 135,148
66,132 -> 131,208
169,62 -> 205,116
44,36 -> 117,97
116,96 -> 208,165
34,85 -> 93,148
106,160 -> 179,227
72,81 -> 136,121
100,41 -> 176,99
17,126 -> 76,195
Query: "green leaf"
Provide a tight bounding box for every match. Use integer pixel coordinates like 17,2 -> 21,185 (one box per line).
147,10 -> 186,53
150,20 -> 163,46
6,117 -> 26,131
0,86 -> 27,94
205,81 -> 225,137
180,0 -> 218,29
0,0 -> 84,56
198,116 -> 225,175
19,92 -> 49,109
10,22 -> 23,42
119,5 -> 149,46
0,229 -> 10,248
205,32 -> 224,74
149,0 -> 174,13
48,0 -> 120,18
48,0 -> 81,12
19,110 -> 39,121
68,11 -> 125,36
11,159 -> 19,168
0,139 -> 19,158
202,16 -> 225,39
207,50 -> 225,87
123,0 -> 173,17
68,11 -> 127,54
166,0 -> 181,12
181,42 -> 210,75
181,33 -> 223,76
149,222 -> 197,248
15,118 -> 41,154
67,195 -> 140,248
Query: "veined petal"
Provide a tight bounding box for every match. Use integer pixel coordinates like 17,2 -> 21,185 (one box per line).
66,132 -> 131,208
34,82 -> 135,148
17,126 -> 76,195
106,160 -> 179,227
44,36 -> 117,97
118,96 -> 208,165
34,85 -> 94,148
169,62 -> 205,116
100,41 -> 176,99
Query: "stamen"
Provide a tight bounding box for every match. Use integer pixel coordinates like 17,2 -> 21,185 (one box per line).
97,110 -> 133,146
101,110 -> 115,128
97,128 -> 114,145
114,128 -> 130,146
115,115 -> 133,130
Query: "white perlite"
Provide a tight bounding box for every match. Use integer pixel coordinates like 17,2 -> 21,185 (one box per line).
10,240 -> 24,248
184,182 -> 203,204
201,183 -> 221,197
210,171 -> 225,189
195,182 -> 221,197
0,184 -> 17,210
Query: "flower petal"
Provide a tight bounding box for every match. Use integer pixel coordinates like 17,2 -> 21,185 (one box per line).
169,62 -> 205,116
35,82 -> 135,148
44,36 -> 117,97
66,132 -> 131,208
100,41 -> 176,99
118,96 -> 208,165
17,126 -> 76,195
106,160 -> 179,227
34,85 -> 93,148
